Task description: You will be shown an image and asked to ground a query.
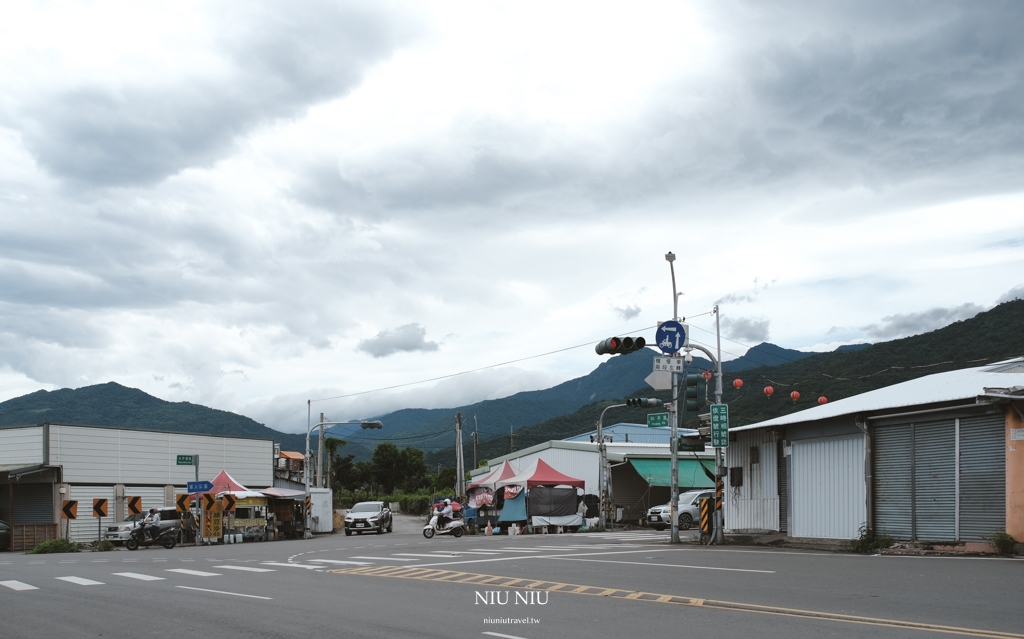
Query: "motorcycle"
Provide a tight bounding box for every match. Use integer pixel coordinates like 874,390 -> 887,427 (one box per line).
423,513 -> 465,539
126,521 -> 178,551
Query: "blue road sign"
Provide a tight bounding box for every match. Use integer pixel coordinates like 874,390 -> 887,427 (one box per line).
187,481 -> 214,493
655,320 -> 688,354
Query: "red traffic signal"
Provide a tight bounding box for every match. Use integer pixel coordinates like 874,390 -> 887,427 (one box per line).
595,336 -> 646,356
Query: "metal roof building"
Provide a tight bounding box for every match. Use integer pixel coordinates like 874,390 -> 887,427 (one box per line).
723,358 -> 1024,544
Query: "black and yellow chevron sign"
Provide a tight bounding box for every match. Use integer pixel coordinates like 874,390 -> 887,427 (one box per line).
126,495 -> 142,516
93,498 -> 108,518
61,500 -> 78,520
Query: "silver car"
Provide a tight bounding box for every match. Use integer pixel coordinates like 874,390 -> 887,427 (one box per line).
105,508 -> 180,543
646,490 -> 714,531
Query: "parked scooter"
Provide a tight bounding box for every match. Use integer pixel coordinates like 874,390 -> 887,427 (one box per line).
423,513 -> 465,539
126,521 -> 178,551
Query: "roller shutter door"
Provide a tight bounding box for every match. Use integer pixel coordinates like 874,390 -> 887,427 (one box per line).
873,424 -> 912,539
912,420 -> 955,541
959,415 -> 1006,542
0,483 -> 54,524
778,441 -> 788,534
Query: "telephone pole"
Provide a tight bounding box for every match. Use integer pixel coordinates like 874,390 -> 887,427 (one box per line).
455,413 -> 466,500
472,415 -> 480,470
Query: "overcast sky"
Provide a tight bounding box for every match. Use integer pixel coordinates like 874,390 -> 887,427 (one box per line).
1,1 -> 1022,434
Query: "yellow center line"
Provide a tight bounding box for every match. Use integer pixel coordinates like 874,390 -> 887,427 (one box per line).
327,566 -> 1023,639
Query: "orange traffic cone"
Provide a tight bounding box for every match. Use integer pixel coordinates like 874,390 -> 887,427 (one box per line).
485,520 -> 493,536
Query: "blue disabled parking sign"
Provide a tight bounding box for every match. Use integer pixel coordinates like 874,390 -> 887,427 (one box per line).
655,321 -> 688,354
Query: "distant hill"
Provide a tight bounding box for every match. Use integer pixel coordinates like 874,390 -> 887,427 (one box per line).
0,382 -> 357,457
425,300 -> 1024,468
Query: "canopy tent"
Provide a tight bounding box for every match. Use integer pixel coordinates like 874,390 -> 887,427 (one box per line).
259,487 -> 306,499
204,470 -> 249,494
628,459 -> 715,489
468,461 -> 520,490
495,459 -> 585,489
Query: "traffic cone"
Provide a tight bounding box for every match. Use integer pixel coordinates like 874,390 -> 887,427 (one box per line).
485,520 -> 493,536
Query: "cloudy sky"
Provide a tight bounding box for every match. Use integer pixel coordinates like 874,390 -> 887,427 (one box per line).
1,1 -> 1022,434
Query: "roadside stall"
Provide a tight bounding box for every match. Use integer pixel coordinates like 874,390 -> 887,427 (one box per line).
496,459 -> 586,533
467,461 -> 520,531
259,487 -> 305,540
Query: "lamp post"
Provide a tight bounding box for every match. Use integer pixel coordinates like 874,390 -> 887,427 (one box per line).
303,417 -> 383,539
596,403 -> 626,528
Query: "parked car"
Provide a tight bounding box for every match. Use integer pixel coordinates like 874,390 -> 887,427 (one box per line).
646,489 -> 714,531
344,501 -> 392,536
105,507 -> 181,544
0,519 -> 9,550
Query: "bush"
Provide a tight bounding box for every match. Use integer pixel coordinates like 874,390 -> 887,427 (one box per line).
399,495 -> 431,516
28,538 -> 81,554
986,529 -> 1017,556
97,540 -> 116,552
851,525 -> 892,553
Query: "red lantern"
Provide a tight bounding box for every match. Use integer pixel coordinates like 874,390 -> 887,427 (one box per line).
790,391 -> 800,402
818,396 -> 828,405
702,370 -> 712,382
764,385 -> 774,398
733,378 -> 743,390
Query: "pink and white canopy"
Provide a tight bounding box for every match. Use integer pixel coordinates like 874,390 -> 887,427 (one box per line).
468,461 -> 520,490
494,459 -> 585,489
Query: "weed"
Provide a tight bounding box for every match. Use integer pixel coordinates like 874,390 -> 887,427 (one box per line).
851,525 -> 892,553
986,529 -> 1017,556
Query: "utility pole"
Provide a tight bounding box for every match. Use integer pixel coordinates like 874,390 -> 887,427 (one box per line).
472,415 -> 480,470
455,413 -> 465,500
714,305 -> 725,544
317,413 -> 325,488
509,425 -> 516,453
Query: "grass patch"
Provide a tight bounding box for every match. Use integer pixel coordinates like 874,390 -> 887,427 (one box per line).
28,538 -> 81,554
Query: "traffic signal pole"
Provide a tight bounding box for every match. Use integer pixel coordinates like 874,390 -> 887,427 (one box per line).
666,252 -> 681,544
714,305 -> 724,544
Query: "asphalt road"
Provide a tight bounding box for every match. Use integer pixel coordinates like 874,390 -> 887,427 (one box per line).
2,515 -> 1022,639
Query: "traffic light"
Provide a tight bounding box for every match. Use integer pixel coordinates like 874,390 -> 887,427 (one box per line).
625,397 -> 663,408
595,336 -> 647,356
683,374 -> 701,412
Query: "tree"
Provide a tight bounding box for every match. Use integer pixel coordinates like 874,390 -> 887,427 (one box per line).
332,454 -> 357,499
353,460 -> 375,498
323,436 -> 347,491
371,442 -> 403,494
399,446 -> 428,492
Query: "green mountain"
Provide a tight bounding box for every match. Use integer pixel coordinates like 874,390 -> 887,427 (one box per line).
0,381 -> 347,457
425,300 -> 1024,468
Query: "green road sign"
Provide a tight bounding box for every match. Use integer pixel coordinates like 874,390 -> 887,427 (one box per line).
176,454 -> 194,466
647,412 -> 670,428
710,404 -> 729,448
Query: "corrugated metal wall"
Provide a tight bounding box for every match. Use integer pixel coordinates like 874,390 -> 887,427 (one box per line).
0,426 -> 45,465
791,434 -> 865,539
67,485 -> 116,543
0,482 -> 53,524
725,429 -> 780,533
913,420 -> 956,541
874,424 -> 912,538
50,425 -> 273,488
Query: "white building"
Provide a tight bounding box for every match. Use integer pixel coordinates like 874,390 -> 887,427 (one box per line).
1,423 -> 274,548
724,359 -> 1024,543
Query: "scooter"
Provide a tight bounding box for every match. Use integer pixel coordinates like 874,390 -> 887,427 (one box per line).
423,513 -> 465,539
126,522 -> 178,551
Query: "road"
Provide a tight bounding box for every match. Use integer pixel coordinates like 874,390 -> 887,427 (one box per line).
2,516 -> 1022,639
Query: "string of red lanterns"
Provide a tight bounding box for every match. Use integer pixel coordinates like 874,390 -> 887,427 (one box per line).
726,376 -> 826,405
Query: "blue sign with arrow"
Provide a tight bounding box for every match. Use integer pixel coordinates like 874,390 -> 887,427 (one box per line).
655,321 -> 688,354
187,481 -> 214,493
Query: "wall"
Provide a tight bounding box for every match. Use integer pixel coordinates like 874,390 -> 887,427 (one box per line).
725,428 -> 780,533
49,425 -> 273,487
1008,404 -> 1024,541
0,426 -> 44,465
790,434 -> 865,539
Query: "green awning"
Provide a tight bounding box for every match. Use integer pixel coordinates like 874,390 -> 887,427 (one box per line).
628,459 -> 715,489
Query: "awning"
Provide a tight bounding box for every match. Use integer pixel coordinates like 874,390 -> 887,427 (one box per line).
279,451 -> 304,460
260,487 -> 306,499
628,459 -> 715,489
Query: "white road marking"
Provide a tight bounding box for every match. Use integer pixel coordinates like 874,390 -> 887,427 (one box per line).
0,581 -> 38,591
175,586 -> 272,600
308,559 -> 373,566
214,566 -> 276,573
113,572 -> 166,581
348,556 -> 418,561
550,557 -> 775,573
490,549 -> 543,553
56,576 -> 105,586
483,631 -> 531,639
166,569 -> 221,577
260,562 -> 319,569
439,551 -> 503,555
393,553 -> 464,558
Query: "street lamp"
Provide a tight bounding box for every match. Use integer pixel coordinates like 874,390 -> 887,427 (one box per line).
303,416 -> 384,539
595,399 -> 660,529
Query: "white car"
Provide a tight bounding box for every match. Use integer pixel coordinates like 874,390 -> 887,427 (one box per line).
646,490 -> 713,531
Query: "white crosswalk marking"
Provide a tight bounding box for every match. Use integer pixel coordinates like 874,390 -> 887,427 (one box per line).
213,566 -> 276,573
308,559 -> 372,566
56,576 -> 104,586
166,569 -> 221,577
113,572 -> 165,581
0,580 -> 38,591
348,556 -> 418,561
260,562 -> 319,569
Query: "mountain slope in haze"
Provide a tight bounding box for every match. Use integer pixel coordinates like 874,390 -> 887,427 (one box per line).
425,300 -> 1024,468
0,382 -> 370,458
